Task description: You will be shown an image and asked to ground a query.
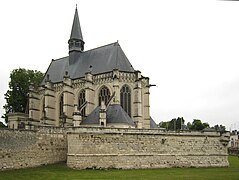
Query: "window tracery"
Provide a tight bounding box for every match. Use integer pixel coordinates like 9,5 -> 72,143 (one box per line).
99,86 -> 111,106
120,85 -> 131,117
79,89 -> 86,118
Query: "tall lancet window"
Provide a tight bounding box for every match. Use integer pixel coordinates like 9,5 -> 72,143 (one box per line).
120,85 -> 131,117
78,89 -> 86,118
99,86 -> 111,106
59,93 -> 64,117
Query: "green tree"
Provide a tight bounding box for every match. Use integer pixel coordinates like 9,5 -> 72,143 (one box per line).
0,121 -> 6,128
213,124 -> 226,133
189,119 -> 204,131
166,118 -> 176,130
176,117 -> 185,130
189,119 -> 210,131
159,117 -> 185,131
202,122 -> 210,129
159,121 -> 169,129
187,122 -> 192,129
2,68 -> 44,123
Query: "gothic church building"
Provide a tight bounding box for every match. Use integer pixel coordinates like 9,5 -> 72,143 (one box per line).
28,7 -> 157,129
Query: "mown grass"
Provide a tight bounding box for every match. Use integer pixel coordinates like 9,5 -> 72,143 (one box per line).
0,156 -> 239,180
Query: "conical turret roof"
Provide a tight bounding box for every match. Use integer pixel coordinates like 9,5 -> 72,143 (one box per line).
70,7 -> 83,41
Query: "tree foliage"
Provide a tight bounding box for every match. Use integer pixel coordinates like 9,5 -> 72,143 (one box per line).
159,117 -> 185,131
159,118 -> 226,132
213,124 -> 226,133
0,121 -> 6,128
2,68 -> 44,123
159,121 -> 169,129
189,119 -> 209,131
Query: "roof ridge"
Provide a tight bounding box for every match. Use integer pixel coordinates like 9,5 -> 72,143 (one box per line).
51,56 -> 69,62
115,43 -> 119,68
84,41 -> 119,52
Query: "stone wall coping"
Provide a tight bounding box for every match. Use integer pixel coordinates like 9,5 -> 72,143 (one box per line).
67,131 -> 220,137
0,126 -> 227,137
67,153 -> 228,157
0,126 -> 66,134
67,127 -> 222,137
0,128 -> 37,132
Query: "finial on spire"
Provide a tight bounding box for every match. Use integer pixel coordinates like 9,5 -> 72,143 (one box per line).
76,4 -> 77,9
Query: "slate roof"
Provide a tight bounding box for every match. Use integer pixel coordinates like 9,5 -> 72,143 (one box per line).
150,117 -> 158,129
41,6 -> 135,84
42,42 -> 134,84
81,104 -> 135,126
70,7 -> 83,41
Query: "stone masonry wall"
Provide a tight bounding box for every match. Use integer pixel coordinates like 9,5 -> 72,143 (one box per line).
67,127 -> 229,169
0,127 -> 67,170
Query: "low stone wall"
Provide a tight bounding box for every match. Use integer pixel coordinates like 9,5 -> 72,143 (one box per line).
0,127 -> 67,170
0,126 -> 229,170
67,127 -> 229,169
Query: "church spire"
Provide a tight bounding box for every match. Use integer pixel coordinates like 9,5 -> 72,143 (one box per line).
68,6 -> 84,52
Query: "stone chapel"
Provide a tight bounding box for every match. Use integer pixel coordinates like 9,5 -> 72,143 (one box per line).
3,7 -> 230,171
24,7 -> 157,129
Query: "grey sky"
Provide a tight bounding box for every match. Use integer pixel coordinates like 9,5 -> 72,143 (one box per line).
0,0 -> 238,130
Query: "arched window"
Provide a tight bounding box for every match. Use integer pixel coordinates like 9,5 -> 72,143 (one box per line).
59,93 -> 64,117
120,85 -> 131,117
98,86 -> 111,106
78,89 -> 86,118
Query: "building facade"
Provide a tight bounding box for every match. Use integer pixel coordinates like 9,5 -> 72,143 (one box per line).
25,7 -> 157,129
229,130 -> 239,148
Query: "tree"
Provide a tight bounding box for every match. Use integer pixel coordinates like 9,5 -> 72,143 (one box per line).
202,122 -> 210,129
189,119 -> 210,131
2,68 -> 44,123
159,121 -> 169,129
0,121 -> 6,128
160,119 -> 226,132
213,124 -> 226,133
189,119 -> 204,131
187,122 -> 192,129
159,117 -> 185,131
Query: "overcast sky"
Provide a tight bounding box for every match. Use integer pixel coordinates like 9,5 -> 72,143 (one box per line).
0,0 -> 238,130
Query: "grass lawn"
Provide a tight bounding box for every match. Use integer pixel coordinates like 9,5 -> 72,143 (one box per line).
0,156 -> 239,180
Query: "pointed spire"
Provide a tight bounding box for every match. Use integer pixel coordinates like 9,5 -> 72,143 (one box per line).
70,6 -> 83,41
68,5 -> 85,54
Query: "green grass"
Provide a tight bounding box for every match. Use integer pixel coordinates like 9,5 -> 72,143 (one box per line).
0,156 -> 239,180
